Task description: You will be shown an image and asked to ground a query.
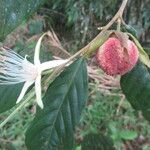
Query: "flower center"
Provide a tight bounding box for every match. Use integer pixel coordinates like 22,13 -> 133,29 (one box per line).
22,59 -> 38,81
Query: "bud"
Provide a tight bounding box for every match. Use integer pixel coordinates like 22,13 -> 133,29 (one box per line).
96,37 -> 139,76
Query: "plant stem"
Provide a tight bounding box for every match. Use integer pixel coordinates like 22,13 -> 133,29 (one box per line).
117,18 -> 121,31
44,0 -> 129,87
98,0 -> 128,30
71,0 -> 129,57
0,0 -> 129,129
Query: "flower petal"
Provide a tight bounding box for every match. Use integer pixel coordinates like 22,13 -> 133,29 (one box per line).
35,75 -> 43,109
34,33 -> 47,65
40,59 -> 69,72
16,81 -> 34,103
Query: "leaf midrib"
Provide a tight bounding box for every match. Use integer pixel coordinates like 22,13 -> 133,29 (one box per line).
48,59 -> 83,145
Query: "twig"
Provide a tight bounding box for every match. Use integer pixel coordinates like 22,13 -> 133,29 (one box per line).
0,0 -> 129,129
45,0 -> 129,84
98,0 -> 128,30
116,95 -> 125,115
47,30 -> 71,57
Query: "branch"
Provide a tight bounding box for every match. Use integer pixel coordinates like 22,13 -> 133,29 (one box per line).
0,0 -> 129,129
98,0 -> 128,30
44,0 -> 129,88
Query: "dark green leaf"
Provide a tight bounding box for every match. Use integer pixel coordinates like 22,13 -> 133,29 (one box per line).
25,58 -> 88,150
0,0 -> 47,41
121,24 -> 138,38
144,47 -> 150,56
0,84 -> 23,113
127,33 -> 150,68
121,61 -> 150,121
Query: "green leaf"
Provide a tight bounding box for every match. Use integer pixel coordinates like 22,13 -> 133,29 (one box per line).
122,24 -> 138,38
25,58 -> 88,150
127,33 -> 150,68
144,47 -> 150,56
0,84 -> 23,113
120,61 -> 150,121
0,0 -> 47,41
120,130 -> 138,140
75,146 -> 81,150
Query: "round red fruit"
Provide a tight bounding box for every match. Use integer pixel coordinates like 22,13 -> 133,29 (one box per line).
96,37 -> 139,75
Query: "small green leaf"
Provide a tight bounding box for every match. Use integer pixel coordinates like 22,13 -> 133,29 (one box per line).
25,58 -> 88,150
0,0 -> 47,41
120,130 -> 138,140
127,33 -> 150,68
121,61 -> 150,121
0,84 -> 23,113
75,146 -> 81,150
122,24 -> 138,38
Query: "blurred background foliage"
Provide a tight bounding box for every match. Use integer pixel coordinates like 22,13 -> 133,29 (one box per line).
3,0 -> 150,53
42,0 -> 150,51
1,0 -> 150,149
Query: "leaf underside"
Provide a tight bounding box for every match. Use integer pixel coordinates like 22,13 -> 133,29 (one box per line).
25,58 -> 88,150
121,61 -> 150,121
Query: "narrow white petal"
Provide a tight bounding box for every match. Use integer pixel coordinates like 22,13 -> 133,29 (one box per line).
35,75 -> 43,109
34,33 -> 47,65
40,59 -> 69,72
16,81 -> 34,103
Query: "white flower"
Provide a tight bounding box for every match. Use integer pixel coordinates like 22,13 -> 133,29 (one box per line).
0,33 -> 69,109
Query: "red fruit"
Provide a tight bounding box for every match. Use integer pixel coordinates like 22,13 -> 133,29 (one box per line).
96,37 -> 139,76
